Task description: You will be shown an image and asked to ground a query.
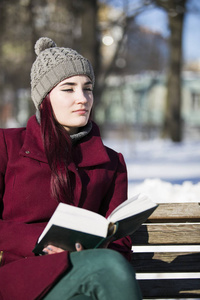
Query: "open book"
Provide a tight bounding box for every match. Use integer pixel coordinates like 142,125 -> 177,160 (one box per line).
33,193 -> 158,255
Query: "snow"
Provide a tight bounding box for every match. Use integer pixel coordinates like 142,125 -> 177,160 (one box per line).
129,178 -> 200,203
104,138 -> 200,203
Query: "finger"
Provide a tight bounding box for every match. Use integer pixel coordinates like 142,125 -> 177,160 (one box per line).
43,245 -> 64,255
75,243 -> 84,252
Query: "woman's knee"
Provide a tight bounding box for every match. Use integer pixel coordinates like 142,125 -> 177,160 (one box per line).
103,249 -> 135,276
71,248 -> 136,281
88,249 -> 135,279
69,249 -> 141,299
96,248 -> 127,266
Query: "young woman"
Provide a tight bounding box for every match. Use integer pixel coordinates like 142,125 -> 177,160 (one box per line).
0,37 -> 142,300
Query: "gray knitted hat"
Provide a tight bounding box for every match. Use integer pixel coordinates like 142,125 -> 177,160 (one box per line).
30,37 -> 95,109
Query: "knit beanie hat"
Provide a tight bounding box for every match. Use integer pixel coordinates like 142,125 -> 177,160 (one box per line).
30,37 -> 95,110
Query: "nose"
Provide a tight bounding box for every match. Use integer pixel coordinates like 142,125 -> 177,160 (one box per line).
75,89 -> 88,104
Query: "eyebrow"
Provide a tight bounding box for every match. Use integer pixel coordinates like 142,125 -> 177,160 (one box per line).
60,80 -> 92,87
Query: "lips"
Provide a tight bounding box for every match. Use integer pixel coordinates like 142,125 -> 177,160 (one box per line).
73,109 -> 88,114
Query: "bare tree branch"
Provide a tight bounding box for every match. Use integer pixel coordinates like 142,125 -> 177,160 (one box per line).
99,0 -> 152,86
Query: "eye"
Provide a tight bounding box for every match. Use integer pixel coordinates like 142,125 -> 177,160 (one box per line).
84,87 -> 93,92
62,89 -> 74,92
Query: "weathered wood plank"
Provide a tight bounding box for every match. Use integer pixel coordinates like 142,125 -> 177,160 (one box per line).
149,203 -> 200,222
131,252 -> 200,272
132,223 -> 200,244
137,278 -> 200,298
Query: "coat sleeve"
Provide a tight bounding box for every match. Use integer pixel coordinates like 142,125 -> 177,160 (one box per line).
101,151 -> 133,261
0,129 -> 43,265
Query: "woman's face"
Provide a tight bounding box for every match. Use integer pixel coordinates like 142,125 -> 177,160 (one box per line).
49,75 -> 93,135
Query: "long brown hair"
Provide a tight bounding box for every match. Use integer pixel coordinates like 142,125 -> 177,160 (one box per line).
40,95 -> 73,203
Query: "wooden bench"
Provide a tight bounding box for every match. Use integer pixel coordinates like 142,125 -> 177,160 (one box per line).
130,200 -> 200,299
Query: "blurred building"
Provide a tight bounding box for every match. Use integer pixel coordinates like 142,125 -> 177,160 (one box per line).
96,71 -> 200,140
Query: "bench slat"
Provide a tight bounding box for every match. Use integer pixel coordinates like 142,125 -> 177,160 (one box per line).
132,251 -> 200,272
137,278 -> 200,298
149,203 -> 200,222
132,223 -> 200,244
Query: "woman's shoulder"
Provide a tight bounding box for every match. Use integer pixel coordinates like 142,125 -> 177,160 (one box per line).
0,115 -> 38,139
0,126 -> 26,133
105,145 -> 126,172
0,127 -> 26,170
91,121 -> 126,166
0,126 -> 26,141
0,127 -> 27,161
92,122 -> 123,154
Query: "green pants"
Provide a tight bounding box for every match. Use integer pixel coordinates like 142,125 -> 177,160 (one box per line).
43,249 -> 142,300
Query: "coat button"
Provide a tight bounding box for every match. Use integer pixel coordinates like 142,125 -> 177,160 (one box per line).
25,150 -> 30,154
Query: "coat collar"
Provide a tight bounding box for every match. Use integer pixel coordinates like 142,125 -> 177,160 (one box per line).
20,116 -> 110,167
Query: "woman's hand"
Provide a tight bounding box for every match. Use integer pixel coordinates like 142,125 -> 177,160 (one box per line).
43,243 -> 84,254
43,245 -> 64,255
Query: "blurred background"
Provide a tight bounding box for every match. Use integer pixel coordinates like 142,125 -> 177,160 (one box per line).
0,0 -> 200,198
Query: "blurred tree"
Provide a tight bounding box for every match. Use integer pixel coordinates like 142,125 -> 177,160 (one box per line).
0,1 -> 6,89
67,0 -> 100,111
69,0 -> 99,70
98,0 -> 149,85
155,0 -> 186,142
112,23 -> 168,74
149,0 -> 200,142
96,0 -> 158,123
0,0 -> 36,125
99,0 -> 195,142
97,0 -> 168,136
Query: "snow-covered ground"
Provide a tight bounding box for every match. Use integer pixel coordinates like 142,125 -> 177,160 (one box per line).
104,138 -> 200,203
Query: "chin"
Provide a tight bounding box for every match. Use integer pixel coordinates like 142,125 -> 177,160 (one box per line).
78,122 -> 88,128
76,118 -> 89,127
62,117 -> 89,128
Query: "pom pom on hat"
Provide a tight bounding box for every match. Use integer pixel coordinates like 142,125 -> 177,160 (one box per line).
30,37 -> 95,110
34,37 -> 57,56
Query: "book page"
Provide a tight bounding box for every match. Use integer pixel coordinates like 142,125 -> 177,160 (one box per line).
108,193 -> 157,223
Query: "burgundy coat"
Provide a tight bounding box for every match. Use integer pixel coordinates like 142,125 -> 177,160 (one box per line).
0,116 -> 132,300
